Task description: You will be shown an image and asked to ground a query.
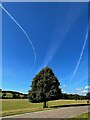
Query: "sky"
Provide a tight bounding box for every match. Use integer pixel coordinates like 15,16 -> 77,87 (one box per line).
1,2 -> 89,95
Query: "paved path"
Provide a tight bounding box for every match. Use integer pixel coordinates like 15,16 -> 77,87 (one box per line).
3,105 -> 90,119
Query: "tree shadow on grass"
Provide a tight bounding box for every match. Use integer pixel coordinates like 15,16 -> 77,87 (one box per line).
49,103 -> 90,108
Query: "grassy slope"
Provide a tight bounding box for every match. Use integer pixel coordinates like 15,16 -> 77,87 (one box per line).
1,99 -> 88,117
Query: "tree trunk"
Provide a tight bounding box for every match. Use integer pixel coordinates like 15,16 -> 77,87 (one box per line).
43,100 -> 47,108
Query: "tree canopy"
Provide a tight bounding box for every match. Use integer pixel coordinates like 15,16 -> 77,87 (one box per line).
86,92 -> 90,100
28,67 -> 62,108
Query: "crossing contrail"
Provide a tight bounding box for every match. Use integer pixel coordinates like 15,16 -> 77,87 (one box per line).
0,3 -> 36,70
70,29 -> 88,84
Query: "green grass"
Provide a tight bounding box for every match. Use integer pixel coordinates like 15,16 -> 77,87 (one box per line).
1,99 -> 48,116
1,99 -> 88,117
74,112 -> 90,118
67,112 -> 90,120
48,99 -> 87,107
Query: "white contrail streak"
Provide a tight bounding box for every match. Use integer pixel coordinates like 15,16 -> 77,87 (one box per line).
41,5 -> 83,68
0,3 -> 36,70
70,30 -> 88,84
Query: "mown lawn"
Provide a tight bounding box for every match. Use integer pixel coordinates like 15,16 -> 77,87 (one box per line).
1,99 -> 88,117
74,112 -> 90,118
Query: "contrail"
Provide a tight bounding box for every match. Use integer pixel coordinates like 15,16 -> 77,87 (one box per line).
0,3 -> 36,70
41,4 -> 84,68
70,29 -> 88,84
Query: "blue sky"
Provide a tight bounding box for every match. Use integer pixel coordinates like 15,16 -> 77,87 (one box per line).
2,2 -> 88,95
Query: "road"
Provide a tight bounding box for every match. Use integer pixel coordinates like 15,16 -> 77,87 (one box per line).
2,105 -> 90,119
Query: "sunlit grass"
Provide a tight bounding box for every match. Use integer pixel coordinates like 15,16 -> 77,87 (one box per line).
1,99 -> 88,117
74,112 -> 90,118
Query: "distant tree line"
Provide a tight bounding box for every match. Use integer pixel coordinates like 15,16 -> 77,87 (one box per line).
0,90 -> 27,99
0,89 -> 90,100
62,93 -> 88,100
1,66 -> 90,102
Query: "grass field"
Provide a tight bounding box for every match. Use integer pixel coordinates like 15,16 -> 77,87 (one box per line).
1,99 -> 88,117
74,112 -> 90,118
67,112 -> 90,120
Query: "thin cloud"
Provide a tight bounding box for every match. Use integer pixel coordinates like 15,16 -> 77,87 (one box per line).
63,85 -> 67,87
76,88 -> 82,91
85,86 -> 90,89
42,4 -> 83,68
80,90 -> 88,93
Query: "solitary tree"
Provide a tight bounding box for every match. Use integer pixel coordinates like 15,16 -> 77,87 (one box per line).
28,67 -> 62,108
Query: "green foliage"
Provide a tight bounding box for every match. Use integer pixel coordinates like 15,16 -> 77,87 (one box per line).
86,92 -> 90,100
28,67 -> 62,105
62,93 -> 86,100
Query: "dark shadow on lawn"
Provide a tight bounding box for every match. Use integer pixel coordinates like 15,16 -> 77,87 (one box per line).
49,103 -> 90,108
